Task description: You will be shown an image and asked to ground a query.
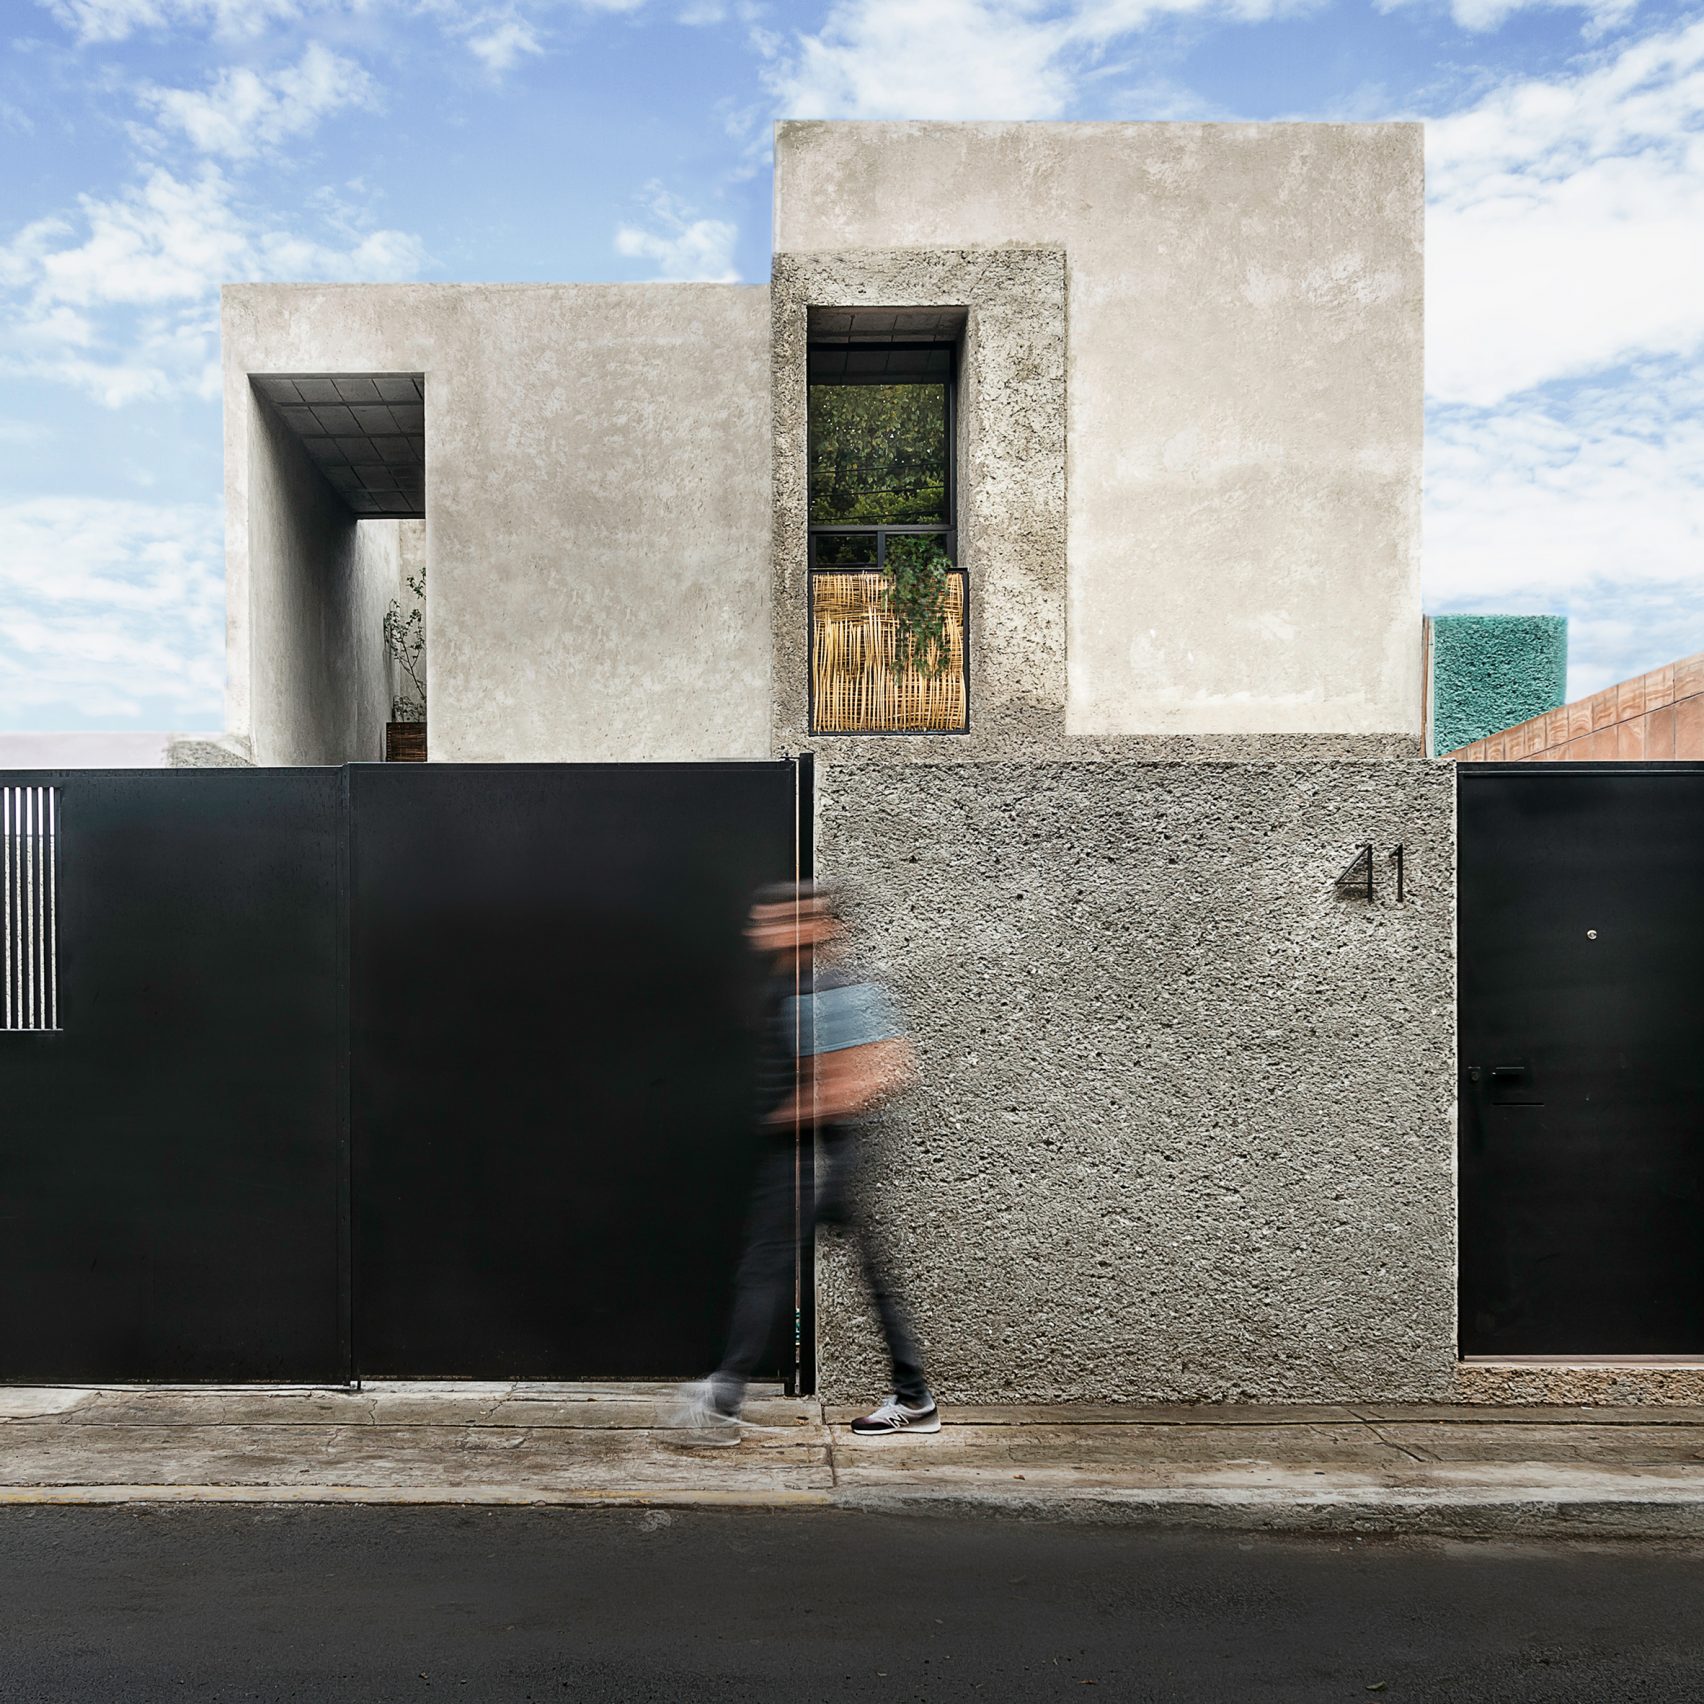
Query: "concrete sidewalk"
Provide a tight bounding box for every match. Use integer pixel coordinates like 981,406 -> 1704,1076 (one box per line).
4,1384 -> 1704,1539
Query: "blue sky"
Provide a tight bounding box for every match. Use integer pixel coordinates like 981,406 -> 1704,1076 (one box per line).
1,0 -> 1701,730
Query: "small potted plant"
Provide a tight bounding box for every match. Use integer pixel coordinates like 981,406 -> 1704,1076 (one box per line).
383,566 -> 427,762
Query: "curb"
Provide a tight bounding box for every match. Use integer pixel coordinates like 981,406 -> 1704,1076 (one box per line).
0,1485 -> 836,1510
832,1486 -> 1704,1540
4,1483 -> 1704,1538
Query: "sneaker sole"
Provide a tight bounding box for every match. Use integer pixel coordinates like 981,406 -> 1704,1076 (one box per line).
667,1428 -> 742,1448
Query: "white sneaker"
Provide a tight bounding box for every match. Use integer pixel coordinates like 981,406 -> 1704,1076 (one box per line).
849,1394 -> 941,1437
667,1379 -> 740,1447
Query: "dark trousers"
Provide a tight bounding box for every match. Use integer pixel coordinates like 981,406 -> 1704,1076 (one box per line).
715,1127 -> 928,1407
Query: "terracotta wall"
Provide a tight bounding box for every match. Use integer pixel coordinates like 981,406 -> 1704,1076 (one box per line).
1449,650 -> 1704,762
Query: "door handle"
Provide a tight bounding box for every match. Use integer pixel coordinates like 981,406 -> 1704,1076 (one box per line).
1488,1062 -> 1543,1106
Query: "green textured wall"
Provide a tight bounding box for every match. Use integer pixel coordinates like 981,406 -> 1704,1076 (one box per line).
1429,615 -> 1568,756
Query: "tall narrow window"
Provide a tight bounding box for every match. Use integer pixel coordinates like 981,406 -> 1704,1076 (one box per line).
3,785 -> 60,1032
808,336 -> 968,735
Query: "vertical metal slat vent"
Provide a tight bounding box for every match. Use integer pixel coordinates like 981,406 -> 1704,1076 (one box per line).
2,785 -> 59,1032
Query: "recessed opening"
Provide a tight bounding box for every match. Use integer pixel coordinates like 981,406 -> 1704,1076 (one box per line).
805,307 -> 968,737
252,373 -> 425,519
245,372 -> 428,764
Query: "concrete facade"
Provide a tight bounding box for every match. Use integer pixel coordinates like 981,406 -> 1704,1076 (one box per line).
223,283 -> 774,766
775,121 -> 1425,746
207,123 -> 1460,1406
245,391 -> 399,764
817,760 -> 1457,1404
223,121 -> 1424,765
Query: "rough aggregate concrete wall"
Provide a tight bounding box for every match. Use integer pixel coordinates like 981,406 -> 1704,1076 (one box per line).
166,738 -> 254,767
246,395 -> 396,765
775,122 -> 1424,742
1429,615 -> 1568,757
224,283 -> 773,764
815,759 -> 1457,1404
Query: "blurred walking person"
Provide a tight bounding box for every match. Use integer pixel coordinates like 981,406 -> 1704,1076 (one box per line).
672,881 -> 939,1443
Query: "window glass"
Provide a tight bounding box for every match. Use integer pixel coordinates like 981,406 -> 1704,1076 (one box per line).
813,532 -> 879,566
808,383 -> 948,527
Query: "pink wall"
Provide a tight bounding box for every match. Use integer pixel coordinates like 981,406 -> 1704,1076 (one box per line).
1451,651 -> 1704,763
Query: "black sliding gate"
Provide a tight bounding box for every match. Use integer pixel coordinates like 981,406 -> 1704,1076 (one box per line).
0,762 -> 805,1385
1459,764 -> 1704,1357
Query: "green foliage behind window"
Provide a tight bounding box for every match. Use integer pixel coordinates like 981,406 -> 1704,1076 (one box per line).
808,383 -> 948,526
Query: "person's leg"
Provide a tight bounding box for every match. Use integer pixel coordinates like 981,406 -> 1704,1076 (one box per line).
710,1145 -> 800,1414
820,1128 -> 930,1408
854,1223 -> 930,1407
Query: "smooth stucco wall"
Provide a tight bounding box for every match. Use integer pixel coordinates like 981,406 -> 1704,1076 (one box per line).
223,284 -> 774,764
1429,615 -> 1568,757
247,395 -> 397,765
774,122 -> 1425,744
390,518 -> 428,722
816,758 -> 1457,1403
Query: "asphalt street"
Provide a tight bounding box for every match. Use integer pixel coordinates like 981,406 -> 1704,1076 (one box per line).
3,1506 -> 1703,1702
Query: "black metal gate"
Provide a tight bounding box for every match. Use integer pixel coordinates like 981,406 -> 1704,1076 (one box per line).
349,763 -> 799,1379
0,769 -> 348,1382
1459,764 -> 1704,1356
0,761 -> 805,1385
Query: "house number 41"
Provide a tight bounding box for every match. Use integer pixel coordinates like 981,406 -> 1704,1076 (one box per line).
1335,844 -> 1406,902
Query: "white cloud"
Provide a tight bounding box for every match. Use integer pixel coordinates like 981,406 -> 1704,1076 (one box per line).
1560,583 -> 1704,697
38,0 -> 320,44
1377,0 -> 1635,39
136,44 -> 377,159
1425,356 -> 1704,692
36,0 -> 655,63
1457,0 -> 1632,32
12,165 -> 425,305
1422,25 -> 1704,687
614,184 -> 739,281
466,14 -> 546,74
1427,359 -> 1704,602
763,0 -> 1075,119
0,497 -> 224,725
15,170 -> 252,310
0,166 -> 425,405
1426,18 -> 1704,407
762,0 -> 1316,120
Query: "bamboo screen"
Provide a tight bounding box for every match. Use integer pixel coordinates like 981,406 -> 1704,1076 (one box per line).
810,570 -> 968,734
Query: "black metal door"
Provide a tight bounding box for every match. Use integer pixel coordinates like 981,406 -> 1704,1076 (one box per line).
1459,765 -> 1704,1355
0,769 -> 347,1382
349,762 -> 801,1379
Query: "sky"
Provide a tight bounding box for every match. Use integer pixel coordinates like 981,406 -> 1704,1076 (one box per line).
0,0 -> 1700,732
